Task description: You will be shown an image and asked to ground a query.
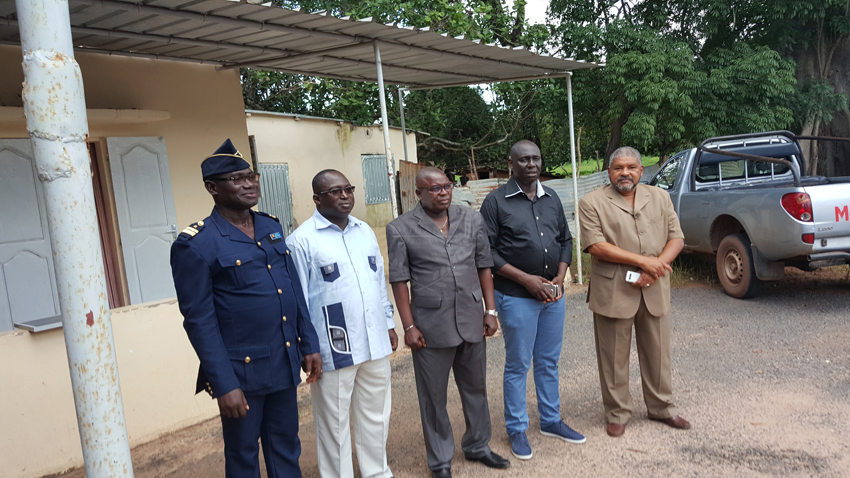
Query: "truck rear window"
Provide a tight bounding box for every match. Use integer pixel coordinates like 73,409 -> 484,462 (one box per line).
696,158 -> 792,183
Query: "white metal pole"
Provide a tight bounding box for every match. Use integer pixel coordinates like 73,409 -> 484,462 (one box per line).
567,72 -> 583,284
398,87 -> 409,163
15,1 -> 135,476
373,41 -> 399,218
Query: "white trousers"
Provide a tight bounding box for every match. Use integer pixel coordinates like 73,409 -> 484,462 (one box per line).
311,356 -> 393,478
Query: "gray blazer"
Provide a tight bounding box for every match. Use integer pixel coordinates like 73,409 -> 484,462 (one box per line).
387,203 -> 494,348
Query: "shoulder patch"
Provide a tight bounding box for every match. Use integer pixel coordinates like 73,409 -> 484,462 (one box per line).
255,211 -> 280,223
178,221 -> 206,240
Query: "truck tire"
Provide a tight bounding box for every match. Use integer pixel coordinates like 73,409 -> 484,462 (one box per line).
716,234 -> 763,299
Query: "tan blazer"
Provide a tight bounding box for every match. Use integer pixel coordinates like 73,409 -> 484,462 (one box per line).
386,203 -> 494,348
578,184 -> 684,318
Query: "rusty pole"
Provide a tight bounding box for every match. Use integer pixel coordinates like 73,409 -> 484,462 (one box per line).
567,72 -> 583,284
15,0 -> 135,476
374,41 -> 399,219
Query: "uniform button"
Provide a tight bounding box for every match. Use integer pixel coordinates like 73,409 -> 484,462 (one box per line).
277,289 -> 282,294
545,248 -> 548,253
198,220 -> 204,226
635,213 -> 641,218
540,232 -> 543,236
536,216 -> 539,220
282,316 -> 287,322
267,264 -> 271,269
236,259 -> 242,266
545,265 -> 548,269
286,341 -> 291,347
286,250 -> 290,255
640,232 -> 645,236
244,357 -> 251,363
298,337 -> 301,342
257,241 -> 262,246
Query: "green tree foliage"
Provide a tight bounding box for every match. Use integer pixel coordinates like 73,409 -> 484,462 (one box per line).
242,0 -> 846,176
242,1 -> 540,171
548,0 -> 798,167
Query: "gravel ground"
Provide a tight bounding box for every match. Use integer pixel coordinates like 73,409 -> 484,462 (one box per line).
49,270 -> 850,478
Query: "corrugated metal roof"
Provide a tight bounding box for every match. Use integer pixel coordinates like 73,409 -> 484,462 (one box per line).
0,0 -> 598,88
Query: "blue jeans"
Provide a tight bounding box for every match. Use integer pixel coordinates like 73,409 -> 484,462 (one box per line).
496,290 -> 566,435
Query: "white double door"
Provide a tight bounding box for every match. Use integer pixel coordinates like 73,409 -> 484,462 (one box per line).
0,137 -> 177,332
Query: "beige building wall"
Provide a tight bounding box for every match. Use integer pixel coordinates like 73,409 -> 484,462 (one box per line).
246,111 -> 418,228
0,44 -> 248,477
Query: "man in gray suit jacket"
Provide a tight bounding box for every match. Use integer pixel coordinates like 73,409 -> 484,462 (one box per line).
387,167 -> 510,478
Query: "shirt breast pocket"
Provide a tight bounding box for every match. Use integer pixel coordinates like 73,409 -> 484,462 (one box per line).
320,262 -> 341,283
217,253 -> 259,289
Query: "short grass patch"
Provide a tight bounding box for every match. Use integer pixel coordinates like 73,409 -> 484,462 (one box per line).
550,156 -> 659,177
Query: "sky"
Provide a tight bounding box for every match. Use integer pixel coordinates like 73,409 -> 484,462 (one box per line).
525,0 -> 549,25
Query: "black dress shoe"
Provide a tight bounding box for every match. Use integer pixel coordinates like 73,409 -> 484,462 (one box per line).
431,468 -> 452,478
465,451 -> 511,469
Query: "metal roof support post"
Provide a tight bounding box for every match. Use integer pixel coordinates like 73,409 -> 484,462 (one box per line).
15,1 -> 135,476
399,87 -> 409,163
567,72 -> 583,284
373,41 -> 399,218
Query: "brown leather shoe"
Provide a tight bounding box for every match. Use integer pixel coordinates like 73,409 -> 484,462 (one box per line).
606,423 -> 627,437
651,416 -> 692,430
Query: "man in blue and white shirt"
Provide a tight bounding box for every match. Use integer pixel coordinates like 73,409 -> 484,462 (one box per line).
288,169 -> 397,478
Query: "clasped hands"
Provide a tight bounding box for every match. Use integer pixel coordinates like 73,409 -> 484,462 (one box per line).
631,256 -> 673,288
522,274 -> 565,303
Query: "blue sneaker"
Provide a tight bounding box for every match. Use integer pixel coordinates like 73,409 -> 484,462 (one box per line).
508,431 -> 533,460
540,420 -> 587,444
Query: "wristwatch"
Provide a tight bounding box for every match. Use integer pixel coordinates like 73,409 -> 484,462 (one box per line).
485,309 -> 498,318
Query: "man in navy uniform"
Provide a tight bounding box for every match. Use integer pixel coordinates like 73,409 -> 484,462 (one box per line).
170,139 -> 322,477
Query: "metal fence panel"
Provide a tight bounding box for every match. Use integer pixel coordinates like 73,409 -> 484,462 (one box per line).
362,154 -> 392,205
258,163 -> 296,236
542,171 -> 610,233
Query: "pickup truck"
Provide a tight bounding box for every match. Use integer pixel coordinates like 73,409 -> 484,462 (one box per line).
647,131 -> 850,298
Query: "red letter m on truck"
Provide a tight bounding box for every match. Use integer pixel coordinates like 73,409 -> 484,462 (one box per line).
838,205 -> 850,222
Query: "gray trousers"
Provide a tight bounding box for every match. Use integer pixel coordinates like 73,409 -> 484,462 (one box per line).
411,340 -> 492,471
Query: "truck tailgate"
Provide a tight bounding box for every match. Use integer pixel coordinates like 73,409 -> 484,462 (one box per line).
807,182 -> 850,241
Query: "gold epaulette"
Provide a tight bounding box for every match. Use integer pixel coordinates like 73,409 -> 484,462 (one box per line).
180,220 -> 206,239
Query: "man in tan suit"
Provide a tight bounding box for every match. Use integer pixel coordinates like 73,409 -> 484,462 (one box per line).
578,147 -> 691,438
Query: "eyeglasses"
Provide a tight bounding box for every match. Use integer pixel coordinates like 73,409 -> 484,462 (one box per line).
210,173 -> 260,186
318,185 -> 356,197
419,183 -> 454,195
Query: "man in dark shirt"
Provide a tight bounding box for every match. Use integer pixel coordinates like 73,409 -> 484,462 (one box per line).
480,140 -> 586,460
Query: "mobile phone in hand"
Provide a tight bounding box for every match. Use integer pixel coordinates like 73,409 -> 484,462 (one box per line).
544,283 -> 559,298
625,271 -> 641,283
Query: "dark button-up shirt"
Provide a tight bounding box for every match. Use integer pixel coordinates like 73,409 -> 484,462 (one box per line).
170,208 -> 319,398
480,177 -> 573,299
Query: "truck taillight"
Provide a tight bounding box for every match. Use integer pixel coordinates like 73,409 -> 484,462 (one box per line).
781,193 -> 813,222
802,233 -> 814,244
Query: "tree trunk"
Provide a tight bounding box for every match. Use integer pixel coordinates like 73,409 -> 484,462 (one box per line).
792,21 -> 850,177
603,109 -> 631,170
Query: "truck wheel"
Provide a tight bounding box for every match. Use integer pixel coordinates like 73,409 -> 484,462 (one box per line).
716,234 -> 763,299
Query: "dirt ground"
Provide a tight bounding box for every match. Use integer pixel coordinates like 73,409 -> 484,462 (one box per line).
49,267 -> 850,478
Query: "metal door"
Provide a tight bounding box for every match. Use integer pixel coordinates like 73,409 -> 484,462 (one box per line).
257,163 -> 296,236
0,139 -> 61,331
362,154 -> 392,204
107,137 -> 178,304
